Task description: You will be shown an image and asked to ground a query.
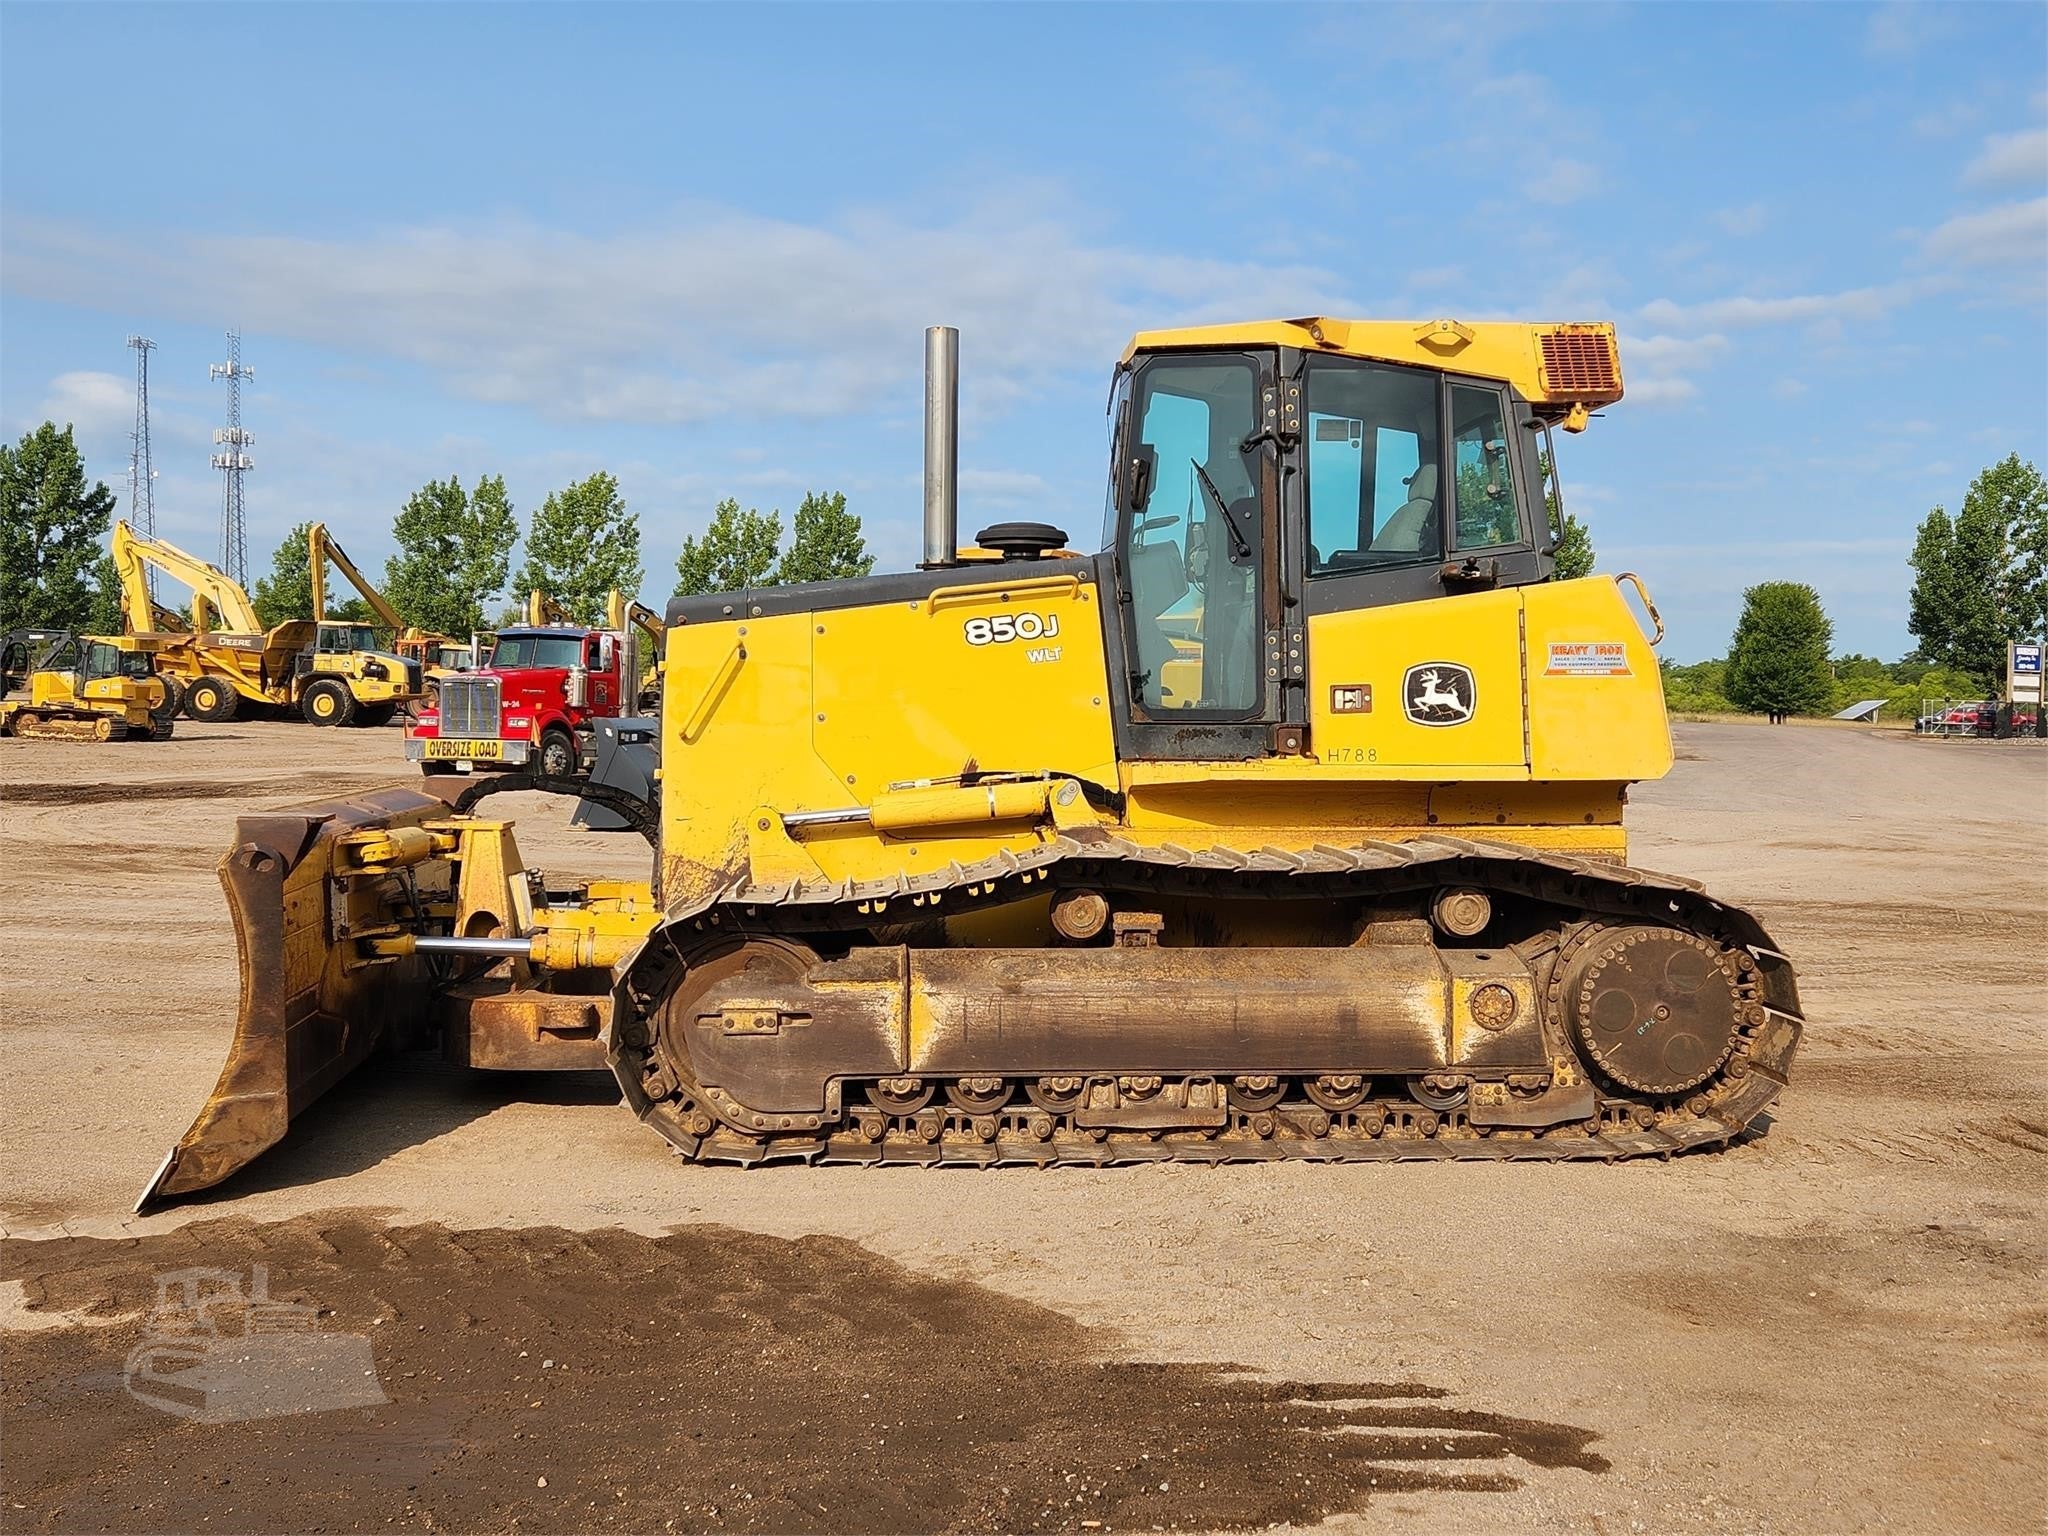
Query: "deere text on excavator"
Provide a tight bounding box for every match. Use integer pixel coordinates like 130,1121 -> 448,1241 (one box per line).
141,318 -> 1802,1207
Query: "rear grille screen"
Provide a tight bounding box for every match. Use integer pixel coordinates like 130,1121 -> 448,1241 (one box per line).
441,676 -> 500,738
1539,330 -> 1620,396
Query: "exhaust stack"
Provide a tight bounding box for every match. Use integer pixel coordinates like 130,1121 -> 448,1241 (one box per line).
922,325 -> 959,568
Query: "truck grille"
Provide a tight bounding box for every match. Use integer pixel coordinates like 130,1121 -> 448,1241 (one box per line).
439,675 -> 500,738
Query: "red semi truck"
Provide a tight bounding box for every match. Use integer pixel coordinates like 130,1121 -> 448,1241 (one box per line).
406,601 -> 658,777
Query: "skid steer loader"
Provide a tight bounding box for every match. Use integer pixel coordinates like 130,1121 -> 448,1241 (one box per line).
140,318 -> 1802,1208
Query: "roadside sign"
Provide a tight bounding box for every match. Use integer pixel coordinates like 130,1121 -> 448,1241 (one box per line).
2009,641 -> 2044,707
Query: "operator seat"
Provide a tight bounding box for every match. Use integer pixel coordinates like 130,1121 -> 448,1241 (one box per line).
1369,464 -> 1439,554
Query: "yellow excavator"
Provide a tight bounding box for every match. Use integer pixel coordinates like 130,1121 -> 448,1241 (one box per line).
113,523 -> 424,725
140,318 -> 1802,1207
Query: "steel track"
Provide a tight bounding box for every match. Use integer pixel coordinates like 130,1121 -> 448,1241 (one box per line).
611,834 -> 1805,1166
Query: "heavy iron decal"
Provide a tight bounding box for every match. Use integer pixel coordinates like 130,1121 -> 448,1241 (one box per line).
1403,663 -> 1475,726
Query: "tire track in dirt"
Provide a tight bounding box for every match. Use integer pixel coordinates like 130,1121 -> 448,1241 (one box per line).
1,1212 -> 1609,1534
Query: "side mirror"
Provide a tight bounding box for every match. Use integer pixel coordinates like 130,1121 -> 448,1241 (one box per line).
1120,443 -> 1156,512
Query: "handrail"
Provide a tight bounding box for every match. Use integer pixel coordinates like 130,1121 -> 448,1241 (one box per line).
679,642 -> 747,740
924,571 -> 1083,613
1615,572 -> 1665,646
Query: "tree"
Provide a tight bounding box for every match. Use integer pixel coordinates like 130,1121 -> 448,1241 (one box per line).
1986,455 -> 2047,643
674,499 -> 784,596
250,522 -> 371,628
1908,456 -> 2048,685
383,475 -> 518,637
1539,452 -> 1594,581
775,491 -> 873,585
513,471 -> 642,625
0,422 -> 120,633
1724,581 -> 1834,719
1907,507 -> 1963,669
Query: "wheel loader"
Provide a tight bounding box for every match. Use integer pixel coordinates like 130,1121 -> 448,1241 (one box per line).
0,630 -> 173,742
112,522 -> 424,725
139,317 -> 1803,1209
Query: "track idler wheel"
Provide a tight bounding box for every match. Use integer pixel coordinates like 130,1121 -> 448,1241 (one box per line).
1559,925 -> 1746,1095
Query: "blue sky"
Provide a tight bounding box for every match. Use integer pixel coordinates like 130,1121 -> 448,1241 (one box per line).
3,1 -> 2043,659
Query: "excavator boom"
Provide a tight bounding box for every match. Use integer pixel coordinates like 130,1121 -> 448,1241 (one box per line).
112,522 -> 265,634
308,523 -> 408,632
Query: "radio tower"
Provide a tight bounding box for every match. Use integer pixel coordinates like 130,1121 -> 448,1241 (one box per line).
126,335 -> 159,600
210,331 -> 254,585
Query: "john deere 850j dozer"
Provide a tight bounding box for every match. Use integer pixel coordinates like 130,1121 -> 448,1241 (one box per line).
141,318 -> 1802,1208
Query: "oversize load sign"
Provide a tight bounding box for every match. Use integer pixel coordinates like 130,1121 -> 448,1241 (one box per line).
1545,641 -> 1631,677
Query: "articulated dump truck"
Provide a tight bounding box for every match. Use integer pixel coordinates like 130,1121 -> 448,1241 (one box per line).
140,317 -> 1803,1209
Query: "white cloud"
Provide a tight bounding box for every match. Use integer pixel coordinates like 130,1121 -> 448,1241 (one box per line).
1912,101 -> 1981,139
1772,378 -> 1809,400
1923,197 -> 2048,267
1636,283 -> 1916,332
1713,203 -> 1768,237
1527,157 -> 1602,206
1617,332 -> 1729,405
36,370 -> 132,439
1964,127 -> 2048,186
0,204 -> 1360,430
1865,1 -> 1952,57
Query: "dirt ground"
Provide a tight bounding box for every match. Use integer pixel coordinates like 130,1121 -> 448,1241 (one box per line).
1,717 -> 2042,1535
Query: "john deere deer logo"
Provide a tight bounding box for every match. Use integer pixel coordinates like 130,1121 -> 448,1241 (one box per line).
1403,663 -> 1476,726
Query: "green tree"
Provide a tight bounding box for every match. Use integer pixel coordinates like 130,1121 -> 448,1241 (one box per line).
774,490 -> 874,585
1658,656 -> 1733,713
250,521 -> 367,628
513,471 -> 643,625
1538,452 -> 1594,580
1986,454 -> 2047,643
0,422 -> 120,632
383,475 -> 519,636
1724,581 -> 1834,719
674,499 -> 784,596
1906,506 -> 1964,670
1909,456 -> 2048,685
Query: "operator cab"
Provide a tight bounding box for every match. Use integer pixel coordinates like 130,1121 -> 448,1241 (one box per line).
315,622 -> 380,656
1102,324 -> 1595,760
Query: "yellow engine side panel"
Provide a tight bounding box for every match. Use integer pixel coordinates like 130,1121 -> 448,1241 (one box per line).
661,609 -> 854,901
1523,577 -> 1672,781
811,574 -> 1117,794
1306,588 -> 1527,773
660,569 -> 1119,905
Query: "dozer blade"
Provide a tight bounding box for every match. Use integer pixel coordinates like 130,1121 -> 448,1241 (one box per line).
138,784 -> 462,1212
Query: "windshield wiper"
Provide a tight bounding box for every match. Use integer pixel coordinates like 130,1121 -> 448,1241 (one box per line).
1191,459 -> 1254,562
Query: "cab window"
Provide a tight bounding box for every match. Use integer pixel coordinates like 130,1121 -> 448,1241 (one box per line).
1304,359 -> 1442,572
84,642 -> 123,679
1119,356 -> 1263,716
1450,384 -> 1523,549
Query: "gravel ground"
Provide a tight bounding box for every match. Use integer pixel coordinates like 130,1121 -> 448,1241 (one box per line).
1,717 -> 2042,1535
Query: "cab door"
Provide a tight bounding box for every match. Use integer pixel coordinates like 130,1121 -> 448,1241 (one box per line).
1106,350 -> 1283,760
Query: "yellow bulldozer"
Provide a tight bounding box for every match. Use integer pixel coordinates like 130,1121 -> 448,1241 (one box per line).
113,522 -> 424,725
1,629 -> 174,742
139,317 -> 1802,1208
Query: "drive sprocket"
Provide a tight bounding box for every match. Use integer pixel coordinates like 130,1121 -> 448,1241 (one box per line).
1557,924 -> 1747,1095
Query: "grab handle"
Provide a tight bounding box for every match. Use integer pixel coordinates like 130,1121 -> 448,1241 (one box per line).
1615,572 -> 1665,646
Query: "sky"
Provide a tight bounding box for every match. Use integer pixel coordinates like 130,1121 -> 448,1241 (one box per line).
3,1 -> 2044,660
